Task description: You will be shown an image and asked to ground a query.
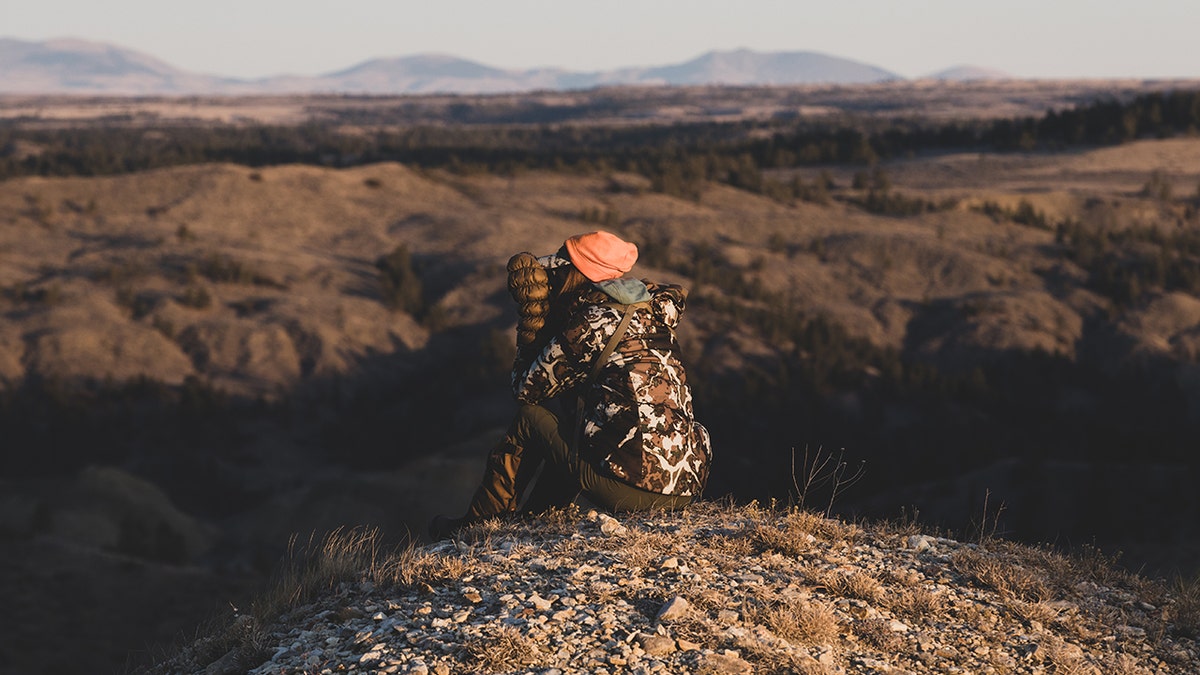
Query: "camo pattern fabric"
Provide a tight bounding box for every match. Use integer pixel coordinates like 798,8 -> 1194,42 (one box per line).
512,283 -> 711,496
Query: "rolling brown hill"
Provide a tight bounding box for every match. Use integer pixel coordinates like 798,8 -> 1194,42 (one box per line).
3,140 -> 1200,399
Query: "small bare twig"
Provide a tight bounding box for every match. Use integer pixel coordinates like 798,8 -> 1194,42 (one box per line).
790,446 -> 866,516
972,489 -> 1008,545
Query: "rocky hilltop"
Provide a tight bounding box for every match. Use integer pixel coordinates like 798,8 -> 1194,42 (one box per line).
153,503 -> 1199,675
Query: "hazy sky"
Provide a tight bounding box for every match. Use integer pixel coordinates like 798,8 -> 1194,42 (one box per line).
3,0 -> 1198,80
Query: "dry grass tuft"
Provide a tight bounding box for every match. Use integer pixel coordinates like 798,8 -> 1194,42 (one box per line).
879,585 -> 943,619
754,597 -> 840,646
951,548 -> 1050,603
708,533 -> 756,557
157,527 -> 393,673
817,569 -> 884,602
750,509 -> 830,557
1168,574 -> 1200,638
852,617 -> 903,651
617,528 -> 680,569
253,527 -> 383,620
1008,599 -> 1063,626
1041,634 -> 1091,674
669,613 -> 720,646
1097,652 -> 1154,675
465,626 -> 545,673
379,546 -> 472,588
732,635 -> 833,675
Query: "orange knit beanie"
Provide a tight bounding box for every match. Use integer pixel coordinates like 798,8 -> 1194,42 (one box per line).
564,231 -> 639,282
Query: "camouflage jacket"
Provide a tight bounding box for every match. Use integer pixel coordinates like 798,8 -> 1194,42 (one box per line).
512,280 -> 711,496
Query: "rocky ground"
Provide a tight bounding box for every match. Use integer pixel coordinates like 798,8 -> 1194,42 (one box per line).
152,502 -> 1200,675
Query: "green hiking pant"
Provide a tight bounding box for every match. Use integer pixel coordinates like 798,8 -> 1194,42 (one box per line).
466,404 -> 694,519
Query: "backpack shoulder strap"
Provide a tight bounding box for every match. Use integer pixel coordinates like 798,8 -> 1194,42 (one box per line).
587,301 -> 648,381
575,300 -> 650,451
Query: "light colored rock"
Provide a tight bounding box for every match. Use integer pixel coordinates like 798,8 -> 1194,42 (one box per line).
598,513 -> 628,536
637,633 -> 676,657
907,535 -> 934,552
529,593 -> 554,611
698,650 -> 753,674
656,596 -> 691,622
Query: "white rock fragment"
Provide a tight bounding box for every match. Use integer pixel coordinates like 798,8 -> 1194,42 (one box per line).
656,596 -> 691,621
529,593 -> 555,611
637,632 -> 677,656
676,638 -> 702,651
698,650 -> 753,674
597,513 -> 628,536
907,535 -> 934,552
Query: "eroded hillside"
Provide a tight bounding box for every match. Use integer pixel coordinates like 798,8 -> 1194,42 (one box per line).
4,141 -> 1200,398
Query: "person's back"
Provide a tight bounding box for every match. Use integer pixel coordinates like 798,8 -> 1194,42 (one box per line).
513,279 -> 709,497
430,232 -> 710,539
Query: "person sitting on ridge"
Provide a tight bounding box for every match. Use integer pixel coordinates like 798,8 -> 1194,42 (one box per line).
430,231 -> 711,539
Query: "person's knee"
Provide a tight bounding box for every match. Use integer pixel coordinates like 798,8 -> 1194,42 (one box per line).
515,404 -> 560,437
516,403 -> 554,424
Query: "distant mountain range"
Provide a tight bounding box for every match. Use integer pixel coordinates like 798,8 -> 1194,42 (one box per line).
0,37 -> 1011,96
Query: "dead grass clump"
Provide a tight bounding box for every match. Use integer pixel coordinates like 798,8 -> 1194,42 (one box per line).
879,586 -> 943,620
1042,635 -> 1090,674
538,504 -> 586,532
1009,541 -> 1139,598
379,546 -> 473,588
732,634 -> 832,675
670,613 -> 720,647
465,626 -> 545,673
157,527 -> 389,674
756,597 -> 840,646
751,509 -> 849,557
951,548 -> 1049,603
708,533 -> 755,557
1096,652 -> 1154,675
1168,574 -> 1200,638
818,569 -> 883,602
153,614 -> 273,675
954,602 -> 989,631
617,528 -> 679,570
1008,599 -> 1063,627
253,527 -> 382,620
1001,543 -> 1079,593
853,617 -> 903,651
752,522 -> 813,557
